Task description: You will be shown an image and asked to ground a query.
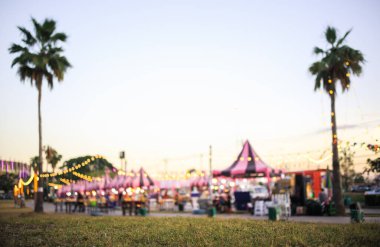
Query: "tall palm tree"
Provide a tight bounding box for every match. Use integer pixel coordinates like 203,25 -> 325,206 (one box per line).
9,18 -> 71,212
309,26 -> 364,215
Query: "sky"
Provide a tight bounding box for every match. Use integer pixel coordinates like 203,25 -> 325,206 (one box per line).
0,0 -> 379,176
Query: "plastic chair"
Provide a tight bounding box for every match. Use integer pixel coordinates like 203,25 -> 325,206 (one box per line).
254,200 -> 265,216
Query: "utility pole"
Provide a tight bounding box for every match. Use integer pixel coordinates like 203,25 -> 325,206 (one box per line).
120,151 -> 126,174
209,145 -> 212,200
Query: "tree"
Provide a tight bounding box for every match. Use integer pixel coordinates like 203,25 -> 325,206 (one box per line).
339,142 -> 356,191
30,156 -> 39,173
45,146 -> 62,173
365,144 -> 379,174
0,173 -> 18,194
59,155 -> 116,181
9,18 -> 71,212
309,26 -> 364,215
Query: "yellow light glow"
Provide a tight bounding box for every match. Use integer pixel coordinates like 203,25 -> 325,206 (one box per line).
329,90 -> 333,95
328,79 -> 332,83
346,73 -> 350,77
331,112 -> 335,116
345,61 -> 349,66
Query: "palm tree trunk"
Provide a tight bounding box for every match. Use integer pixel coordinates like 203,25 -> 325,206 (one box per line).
35,85 -> 44,213
330,94 -> 345,215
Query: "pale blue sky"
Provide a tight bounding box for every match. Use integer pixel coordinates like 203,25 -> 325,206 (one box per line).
1,0 -> 379,174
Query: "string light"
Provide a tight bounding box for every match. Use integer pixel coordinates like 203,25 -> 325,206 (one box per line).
346,73 -> 350,77
72,171 -> 93,182
328,79 -> 332,84
329,90 -> 334,95
39,155 -> 105,178
60,178 -> 70,185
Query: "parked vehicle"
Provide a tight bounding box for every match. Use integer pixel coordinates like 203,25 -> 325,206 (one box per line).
351,185 -> 371,192
364,188 -> 380,196
247,185 -> 269,200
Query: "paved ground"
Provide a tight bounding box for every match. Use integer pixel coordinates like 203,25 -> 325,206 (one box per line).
26,201 -> 380,224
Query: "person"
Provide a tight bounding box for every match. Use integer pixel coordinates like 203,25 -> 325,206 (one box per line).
73,192 -> 84,212
226,193 -> 232,213
318,189 -> 329,214
318,189 -> 328,204
122,192 -> 133,216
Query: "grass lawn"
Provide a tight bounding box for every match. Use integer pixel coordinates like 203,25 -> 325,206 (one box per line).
1,201 -> 379,246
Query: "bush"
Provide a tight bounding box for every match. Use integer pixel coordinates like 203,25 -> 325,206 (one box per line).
306,199 -> 323,216
365,195 -> 380,206
344,192 -> 365,204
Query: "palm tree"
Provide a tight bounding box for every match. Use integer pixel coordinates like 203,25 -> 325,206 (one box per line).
30,156 -> 39,173
309,26 -> 364,215
45,146 -> 62,173
9,18 -> 71,212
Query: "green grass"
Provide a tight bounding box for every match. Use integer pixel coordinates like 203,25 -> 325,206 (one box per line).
0,201 -> 379,246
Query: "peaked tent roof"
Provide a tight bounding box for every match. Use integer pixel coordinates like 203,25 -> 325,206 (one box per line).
214,140 -> 276,177
132,167 -> 157,188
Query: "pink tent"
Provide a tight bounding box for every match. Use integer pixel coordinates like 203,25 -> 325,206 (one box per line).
190,175 -> 209,187
123,175 -> 134,188
131,168 -> 157,188
159,180 -> 190,189
213,140 -> 281,178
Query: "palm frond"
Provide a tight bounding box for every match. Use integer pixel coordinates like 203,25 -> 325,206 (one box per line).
336,29 -> 352,47
40,19 -> 56,43
8,43 -> 27,54
325,26 -> 337,45
50,32 -> 67,43
313,47 -> 325,55
44,71 -> 54,89
17,65 -> 34,84
32,18 -> 43,43
17,26 -> 37,46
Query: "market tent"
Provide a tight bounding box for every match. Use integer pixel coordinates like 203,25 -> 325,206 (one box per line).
213,140 -> 281,178
131,167 -> 157,188
190,175 -> 209,187
159,180 -> 190,189
123,170 -> 136,188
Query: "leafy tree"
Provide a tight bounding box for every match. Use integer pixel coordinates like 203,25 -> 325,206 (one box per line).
9,18 -> 71,212
0,173 -> 18,194
365,144 -> 379,174
339,142 -> 356,191
58,155 -> 116,182
309,26 -> 365,215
